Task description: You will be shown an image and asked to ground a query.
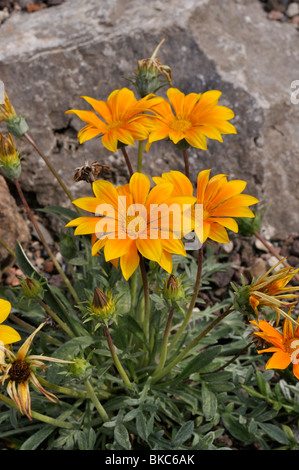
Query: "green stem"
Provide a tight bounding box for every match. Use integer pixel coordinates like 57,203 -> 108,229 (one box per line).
151,305 -> 232,384
153,307 -> 174,377
38,376 -> 88,399
140,256 -> 150,341
169,246 -> 203,350
85,379 -> 109,422
104,325 -> 133,389
9,313 -> 62,346
137,140 -> 144,173
40,301 -> 76,339
0,393 -> 74,429
14,178 -> 81,305
120,147 -> 134,177
24,132 -> 80,211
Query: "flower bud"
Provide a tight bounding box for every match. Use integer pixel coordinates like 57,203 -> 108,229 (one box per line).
129,39 -> 172,98
6,115 -> 29,138
236,210 -> 263,237
21,276 -> 44,302
68,357 -> 92,379
163,274 -> 184,304
0,133 -> 21,179
89,287 -> 116,325
0,91 -> 17,122
59,231 -> 77,260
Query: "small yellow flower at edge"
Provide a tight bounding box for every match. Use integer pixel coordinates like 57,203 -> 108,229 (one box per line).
0,299 -> 21,363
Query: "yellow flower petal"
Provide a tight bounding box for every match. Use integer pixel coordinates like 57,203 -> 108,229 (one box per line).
0,299 -> 11,323
0,325 -> 21,345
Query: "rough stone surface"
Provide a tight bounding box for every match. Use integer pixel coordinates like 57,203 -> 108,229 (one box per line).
0,0 -> 298,238
0,175 -> 30,269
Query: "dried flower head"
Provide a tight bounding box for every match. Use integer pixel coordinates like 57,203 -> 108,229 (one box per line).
74,161 -> 110,184
0,322 -> 72,419
234,259 -> 299,327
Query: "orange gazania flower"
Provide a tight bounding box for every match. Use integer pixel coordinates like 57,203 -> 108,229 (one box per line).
66,172 -> 196,280
146,88 -> 236,150
250,318 -> 299,380
0,299 -> 21,363
0,322 -> 72,420
66,87 -> 162,152
153,169 -> 259,244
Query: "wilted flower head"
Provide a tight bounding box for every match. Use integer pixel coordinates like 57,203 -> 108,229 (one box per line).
250,318 -> 299,380
234,259 -> 299,327
132,38 -> 172,97
0,322 -> 72,419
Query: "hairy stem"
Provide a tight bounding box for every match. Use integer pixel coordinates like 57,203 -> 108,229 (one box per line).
140,256 -> 150,341
104,325 -> 133,389
151,305 -> 232,384
169,246 -> 203,350
153,307 -> 175,377
85,379 -> 109,422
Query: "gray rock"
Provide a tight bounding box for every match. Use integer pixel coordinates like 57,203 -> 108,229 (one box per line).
0,175 -> 30,268
286,2 -> 299,17
0,0 -> 298,239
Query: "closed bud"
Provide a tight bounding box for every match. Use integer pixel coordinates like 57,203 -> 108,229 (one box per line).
68,357 -> 92,379
163,274 -> 184,304
0,133 -> 21,179
235,210 -> 263,237
21,276 -> 44,301
89,287 -> 116,325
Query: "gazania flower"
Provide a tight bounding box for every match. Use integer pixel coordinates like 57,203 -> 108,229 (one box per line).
0,133 -> 21,179
154,169 -> 259,244
0,299 -> 21,363
66,172 -> 196,280
247,260 -> 299,326
0,322 -> 72,419
146,87 -> 237,150
250,318 -> 299,380
66,87 -> 162,152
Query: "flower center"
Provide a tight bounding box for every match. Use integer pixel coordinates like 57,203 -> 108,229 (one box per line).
170,118 -> 192,132
107,120 -> 124,130
284,337 -> 299,363
9,359 -> 31,383
126,214 -> 147,239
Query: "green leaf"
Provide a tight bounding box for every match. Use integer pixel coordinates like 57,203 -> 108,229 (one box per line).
221,413 -> 253,444
174,345 -> 222,383
19,425 -> 54,450
258,423 -> 289,445
201,382 -> 218,420
78,428 -> 96,450
172,421 -> 194,447
38,205 -> 79,222
136,412 -> 148,441
114,423 -> 131,450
